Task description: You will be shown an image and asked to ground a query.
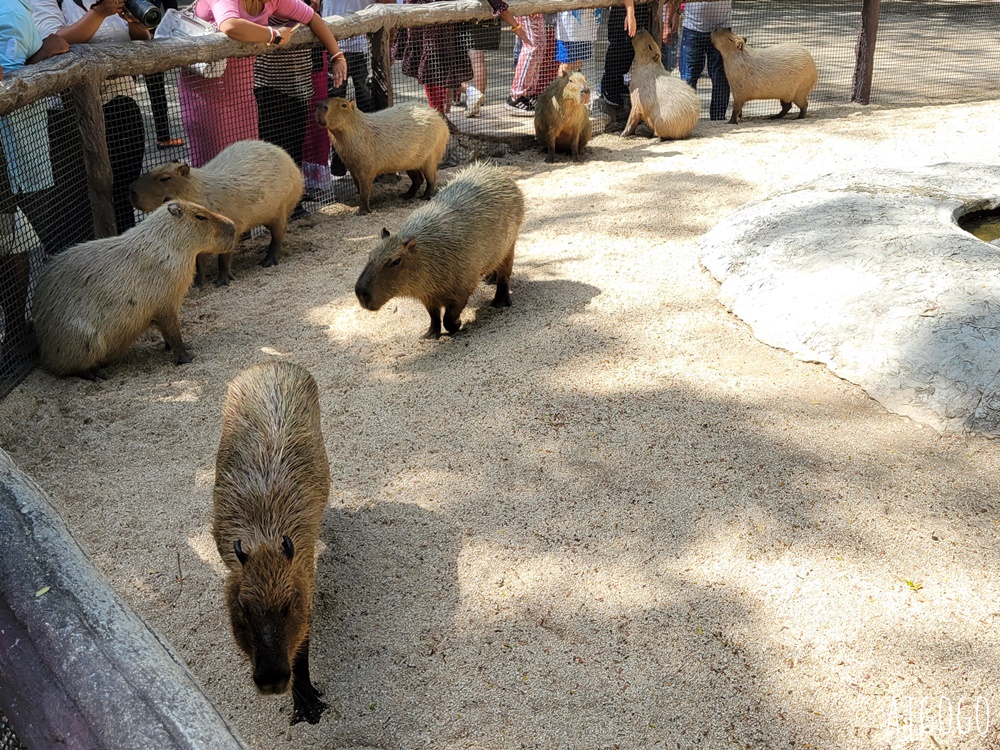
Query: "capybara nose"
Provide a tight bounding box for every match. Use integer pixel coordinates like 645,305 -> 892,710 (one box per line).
253,663 -> 291,695
314,100 -> 328,123
129,188 -> 139,208
355,285 -> 372,309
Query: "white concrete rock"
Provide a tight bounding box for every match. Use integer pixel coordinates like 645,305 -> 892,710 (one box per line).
700,162 -> 1000,435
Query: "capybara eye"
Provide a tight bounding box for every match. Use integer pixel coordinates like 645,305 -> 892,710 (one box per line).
389,257 -> 402,268
196,214 -> 207,221
159,176 -> 170,183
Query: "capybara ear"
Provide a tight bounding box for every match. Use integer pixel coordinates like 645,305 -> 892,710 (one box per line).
381,227 -> 390,239
402,238 -> 416,254
560,70 -> 569,78
234,539 -> 249,565
735,38 -> 745,50
741,35 -> 748,45
167,202 -> 184,218
281,535 -> 294,561
349,99 -> 357,109
177,163 -> 191,177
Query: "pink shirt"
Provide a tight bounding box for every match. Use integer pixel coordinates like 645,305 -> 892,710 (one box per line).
195,0 -> 314,26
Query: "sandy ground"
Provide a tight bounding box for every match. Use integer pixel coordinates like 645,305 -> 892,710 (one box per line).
3,100 -> 1000,750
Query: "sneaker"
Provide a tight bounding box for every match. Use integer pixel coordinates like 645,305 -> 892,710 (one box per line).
505,96 -> 535,116
466,85 -> 484,118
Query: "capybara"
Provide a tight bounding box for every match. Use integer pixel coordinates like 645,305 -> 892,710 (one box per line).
212,361 -> 330,725
710,27 -> 818,124
623,29 -> 700,140
31,200 -> 236,379
130,140 -> 303,287
534,71 -> 592,163
355,162 -> 524,340
314,98 -> 449,215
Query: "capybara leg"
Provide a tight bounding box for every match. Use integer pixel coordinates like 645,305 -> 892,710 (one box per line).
290,637 -> 326,726
571,138 -> 582,163
443,299 -> 467,334
490,246 -> 514,308
214,253 -> 235,287
796,99 -> 809,119
729,101 -> 744,125
421,165 -> 438,200
421,305 -> 443,340
194,254 -> 208,288
356,176 -> 372,215
621,106 -> 641,137
76,367 -> 108,382
770,100 -> 792,120
262,219 -> 286,268
546,136 -> 557,164
155,313 -> 192,365
403,170 -> 424,199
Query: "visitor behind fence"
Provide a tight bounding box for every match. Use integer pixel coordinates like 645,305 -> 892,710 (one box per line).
394,0 -> 472,115
34,0 -> 150,234
555,8 -> 599,76
0,0 -> 69,374
322,0 -> 390,112
598,0 -> 653,116
145,0 -> 184,150
677,0 -> 731,120
662,0 -> 680,72
179,0 -> 347,168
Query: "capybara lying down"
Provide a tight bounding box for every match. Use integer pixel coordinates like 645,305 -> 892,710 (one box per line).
315,98 -> 450,214
212,361 -> 330,725
534,71 -> 592,163
624,29 -> 700,140
130,140 -> 303,286
355,162 -> 525,340
32,200 -> 236,379
711,27 -> 818,124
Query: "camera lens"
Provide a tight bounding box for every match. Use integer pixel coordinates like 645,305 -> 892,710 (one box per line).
124,0 -> 162,28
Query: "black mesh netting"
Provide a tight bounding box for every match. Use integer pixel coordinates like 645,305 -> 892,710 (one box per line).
0,710 -> 26,750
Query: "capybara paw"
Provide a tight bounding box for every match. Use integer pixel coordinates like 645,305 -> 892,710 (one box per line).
173,351 -> 193,366
443,319 -> 462,335
291,691 -> 327,726
78,368 -> 108,382
420,192 -> 433,201
260,255 -> 279,269
402,187 -> 419,200
358,207 -> 370,216
214,273 -> 234,287
544,155 -> 555,164
420,329 -> 441,341
490,294 -> 512,309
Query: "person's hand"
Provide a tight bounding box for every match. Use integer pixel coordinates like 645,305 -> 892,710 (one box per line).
276,25 -> 296,46
93,0 -> 125,18
662,18 -> 675,41
513,24 -> 531,47
624,7 -> 637,37
331,55 -> 348,87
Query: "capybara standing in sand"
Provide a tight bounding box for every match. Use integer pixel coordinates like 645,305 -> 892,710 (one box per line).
32,201 -> 236,379
130,140 -> 303,287
212,361 -> 330,725
314,98 -> 450,215
355,162 -> 524,340
623,29 -> 700,140
534,71 -> 592,163
710,27 -> 818,124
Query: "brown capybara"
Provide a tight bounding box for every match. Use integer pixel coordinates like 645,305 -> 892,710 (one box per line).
710,27 -> 818,124
623,29 -> 700,140
314,98 -> 450,215
31,200 -> 236,379
355,162 -> 524,340
212,361 -> 330,725
130,140 -> 303,287
534,71 -> 592,163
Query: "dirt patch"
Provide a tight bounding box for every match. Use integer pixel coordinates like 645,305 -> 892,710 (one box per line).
2,100 -> 1000,749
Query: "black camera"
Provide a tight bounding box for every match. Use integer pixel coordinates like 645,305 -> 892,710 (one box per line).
124,0 -> 162,28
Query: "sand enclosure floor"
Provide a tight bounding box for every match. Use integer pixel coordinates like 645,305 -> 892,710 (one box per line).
3,101 -> 1000,749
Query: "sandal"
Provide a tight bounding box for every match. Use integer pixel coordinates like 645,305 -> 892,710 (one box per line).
156,137 -> 185,149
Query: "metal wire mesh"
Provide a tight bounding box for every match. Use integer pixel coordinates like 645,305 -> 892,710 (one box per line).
0,710 -> 26,750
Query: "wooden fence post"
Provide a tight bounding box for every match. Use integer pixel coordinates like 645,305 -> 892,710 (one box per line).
369,28 -> 394,109
851,0 -> 882,104
69,75 -> 116,239
649,0 -> 665,48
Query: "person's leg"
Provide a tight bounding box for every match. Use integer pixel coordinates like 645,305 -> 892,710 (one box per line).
346,52 -> 375,112
103,96 -> 145,233
424,84 -> 448,113
145,72 -> 173,143
509,15 -> 544,103
600,5 -> 629,107
680,28 -> 707,90
707,44 -> 731,121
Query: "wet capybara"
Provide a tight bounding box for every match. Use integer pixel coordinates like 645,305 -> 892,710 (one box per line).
130,140 -> 303,286
711,27 -> 818,124
355,162 -> 524,339
31,200 -> 236,379
314,98 -> 449,215
534,71 -> 592,163
212,361 -> 330,725
623,29 -> 700,140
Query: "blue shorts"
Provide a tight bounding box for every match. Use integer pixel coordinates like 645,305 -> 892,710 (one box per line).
555,40 -> 592,64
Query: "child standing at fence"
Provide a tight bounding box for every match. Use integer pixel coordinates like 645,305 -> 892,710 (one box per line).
554,7 -> 598,76
176,0 -> 347,168
678,0 -> 731,120
393,0 -> 472,114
